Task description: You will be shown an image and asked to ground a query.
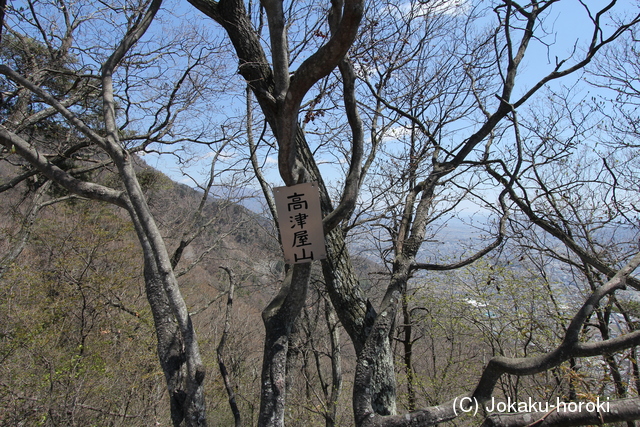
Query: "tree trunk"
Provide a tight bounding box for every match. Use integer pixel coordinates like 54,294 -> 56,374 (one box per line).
129,201 -> 208,427
218,267 -> 242,427
186,0 -> 389,420
401,294 -> 416,411
325,298 -> 342,427
259,263 -> 312,427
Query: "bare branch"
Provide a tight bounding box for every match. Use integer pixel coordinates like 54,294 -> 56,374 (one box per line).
0,127 -> 125,206
217,266 -> 243,427
472,251 -> 640,404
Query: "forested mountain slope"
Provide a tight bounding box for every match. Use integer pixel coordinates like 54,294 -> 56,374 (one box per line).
0,159 -> 281,426
1,157 -> 390,426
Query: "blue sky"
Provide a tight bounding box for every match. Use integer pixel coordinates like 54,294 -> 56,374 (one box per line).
137,0 -> 638,216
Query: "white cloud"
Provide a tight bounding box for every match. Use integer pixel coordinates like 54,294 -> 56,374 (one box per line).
399,0 -> 471,18
432,0 -> 471,16
383,125 -> 412,142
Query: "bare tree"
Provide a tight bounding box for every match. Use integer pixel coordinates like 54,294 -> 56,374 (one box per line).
187,1 -> 365,425
0,1 -> 228,424
188,0 -> 640,426
4,0 -> 640,426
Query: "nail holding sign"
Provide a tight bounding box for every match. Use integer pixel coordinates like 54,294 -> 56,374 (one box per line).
273,182 -> 326,264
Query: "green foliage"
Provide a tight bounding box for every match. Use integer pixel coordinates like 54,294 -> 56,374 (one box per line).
396,260 -> 576,413
0,200 -> 168,426
136,168 -> 173,193
0,34 -> 80,117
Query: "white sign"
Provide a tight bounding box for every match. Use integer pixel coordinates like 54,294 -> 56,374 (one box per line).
273,182 -> 326,264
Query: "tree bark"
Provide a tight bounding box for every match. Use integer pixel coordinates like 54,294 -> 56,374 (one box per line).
218,267 -> 242,427
401,295 -> 416,412
115,150 -> 207,427
259,263 -> 312,427
189,1 -> 372,424
142,250 -> 198,427
324,297 -> 342,427
0,0 -> 209,422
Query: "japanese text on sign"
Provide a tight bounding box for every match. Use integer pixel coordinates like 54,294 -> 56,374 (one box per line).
273,182 -> 326,264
